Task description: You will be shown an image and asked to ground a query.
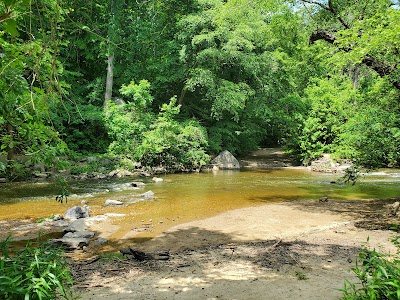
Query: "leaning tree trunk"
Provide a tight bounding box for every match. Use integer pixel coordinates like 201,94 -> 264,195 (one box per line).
104,52 -> 114,108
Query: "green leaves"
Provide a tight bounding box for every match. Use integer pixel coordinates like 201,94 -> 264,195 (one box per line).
1,18 -> 18,35
341,235 -> 400,299
0,237 -> 74,300
105,82 -> 209,171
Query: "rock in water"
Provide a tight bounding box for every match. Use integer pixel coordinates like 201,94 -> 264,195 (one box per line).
141,190 -> 155,199
152,177 -> 164,182
211,150 -> 240,170
104,199 -> 124,206
64,219 -> 87,233
63,231 -> 95,238
64,206 -> 89,220
131,181 -> 145,188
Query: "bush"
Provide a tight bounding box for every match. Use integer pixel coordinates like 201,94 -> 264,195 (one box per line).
0,237 -> 74,300
137,99 -> 210,171
104,81 -> 210,171
341,236 -> 400,299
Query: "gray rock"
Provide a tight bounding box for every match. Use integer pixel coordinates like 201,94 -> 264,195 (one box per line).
96,237 -> 108,245
53,220 -> 69,227
0,178 -> 6,183
319,197 -> 329,202
141,190 -> 155,199
50,237 -> 89,250
64,206 -> 89,220
131,181 -> 145,188
211,150 -> 240,170
387,201 -> 400,216
64,219 -> 87,233
52,214 -> 62,221
104,199 -> 124,206
64,231 -> 95,239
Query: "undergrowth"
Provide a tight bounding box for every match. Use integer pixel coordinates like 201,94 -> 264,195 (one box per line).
0,236 -> 75,300
341,236 -> 400,299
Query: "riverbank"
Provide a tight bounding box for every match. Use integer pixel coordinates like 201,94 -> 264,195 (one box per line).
73,197 -> 399,300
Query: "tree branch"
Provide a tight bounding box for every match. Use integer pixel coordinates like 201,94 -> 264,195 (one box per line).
310,29 -> 400,90
309,29 -> 337,44
301,0 -> 349,29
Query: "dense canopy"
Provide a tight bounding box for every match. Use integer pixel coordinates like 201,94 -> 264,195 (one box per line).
0,0 -> 399,178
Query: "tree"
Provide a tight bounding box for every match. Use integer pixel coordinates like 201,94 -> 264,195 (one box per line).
0,0 -> 68,178
300,0 -> 400,90
177,0 -> 310,154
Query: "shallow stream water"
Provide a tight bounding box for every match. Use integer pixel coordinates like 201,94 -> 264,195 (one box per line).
0,168 -> 399,246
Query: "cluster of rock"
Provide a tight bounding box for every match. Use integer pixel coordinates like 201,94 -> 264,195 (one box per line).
48,179 -> 161,250
50,206 -> 97,250
310,154 -> 351,173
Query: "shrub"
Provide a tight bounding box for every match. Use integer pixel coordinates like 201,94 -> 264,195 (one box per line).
0,237 -> 74,300
341,236 -> 400,299
104,81 -> 210,171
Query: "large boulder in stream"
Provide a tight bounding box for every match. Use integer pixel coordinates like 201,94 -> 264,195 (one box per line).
211,150 -> 240,170
64,206 -> 89,220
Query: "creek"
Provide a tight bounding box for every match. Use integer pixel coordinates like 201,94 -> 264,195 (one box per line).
0,168 -> 399,248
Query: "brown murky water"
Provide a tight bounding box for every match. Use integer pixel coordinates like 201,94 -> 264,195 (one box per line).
0,168 -> 399,248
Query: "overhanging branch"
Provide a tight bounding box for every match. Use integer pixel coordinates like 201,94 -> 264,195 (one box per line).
310,29 -> 400,89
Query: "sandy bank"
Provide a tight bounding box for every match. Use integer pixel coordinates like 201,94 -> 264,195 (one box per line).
74,198 -> 399,300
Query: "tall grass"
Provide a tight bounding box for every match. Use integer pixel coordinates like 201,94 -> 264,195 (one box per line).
0,236 -> 75,300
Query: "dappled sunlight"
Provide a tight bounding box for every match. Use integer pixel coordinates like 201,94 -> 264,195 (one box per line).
155,276 -> 208,292
204,260 -> 270,281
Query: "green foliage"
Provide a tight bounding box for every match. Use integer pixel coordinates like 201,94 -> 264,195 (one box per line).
178,0 -> 309,153
0,1 -> 70,178
104,81 -> 210,171
291,76 -> 355,164
104,80 -> 155,156
338,106 -> 400,168
137,97 -> 210,171
0,237 -> 74,300
341,236 -> 400,300
52,104 -> 110,154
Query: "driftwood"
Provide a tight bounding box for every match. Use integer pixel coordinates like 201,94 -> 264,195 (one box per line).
120,247 -> 170,261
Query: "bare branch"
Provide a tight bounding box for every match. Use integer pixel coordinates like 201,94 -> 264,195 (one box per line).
300,0 -> 350,29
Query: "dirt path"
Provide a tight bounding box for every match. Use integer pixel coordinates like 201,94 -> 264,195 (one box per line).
73,198 -> 399,300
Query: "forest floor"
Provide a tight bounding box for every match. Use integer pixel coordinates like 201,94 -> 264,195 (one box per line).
71,148 -> 400,300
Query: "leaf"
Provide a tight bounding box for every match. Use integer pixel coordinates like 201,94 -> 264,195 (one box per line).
3,0 -> 16,8
2,18 -> 19,36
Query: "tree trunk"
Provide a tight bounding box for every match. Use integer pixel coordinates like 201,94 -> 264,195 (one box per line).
104,52 -> 114,108
6,123 -> 13,162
